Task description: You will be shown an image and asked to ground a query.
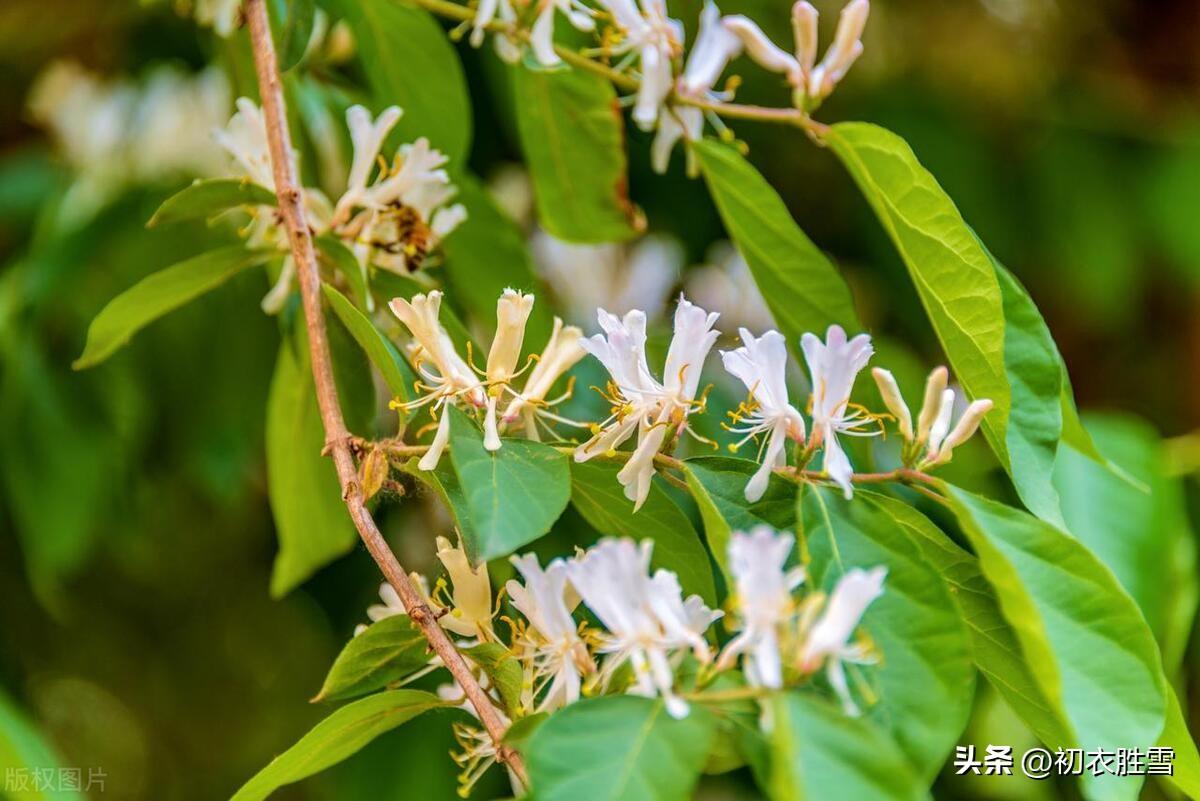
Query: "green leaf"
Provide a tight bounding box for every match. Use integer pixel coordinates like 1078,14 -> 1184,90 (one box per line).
73,246 -> 271,369
681,456 -> 796,589
570,460 -> 717,606
0,690 -> 83,801
763,692 -> 929,801
321,284 -> 414,407
146,179 -> 275,228
230,690 -> 446,801
440,174 -> 553,345
694,139 -> 859,343
1052,414 -> 1198,674
463,643 -> 525,717
512,65 -> 643,242
279,0 -> 316,71
316,235 -> 369,312
266,343 -> 357,597
329,0 -> 471,163
444,406 -> 571,564
868,494 -> 1071,750
1158,690 -> 1200,799
315,616 -> 431,702
800,487 -> 975,780
944,484 -> 1167,801
526,696 -> 716,801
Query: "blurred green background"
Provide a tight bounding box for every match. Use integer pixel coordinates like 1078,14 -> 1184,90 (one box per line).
1,0 -> 1199,799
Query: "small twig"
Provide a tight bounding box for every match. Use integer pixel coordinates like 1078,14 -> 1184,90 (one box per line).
244,0 -> 526,785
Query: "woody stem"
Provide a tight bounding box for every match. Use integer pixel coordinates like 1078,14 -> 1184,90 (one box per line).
244,0 -> 527,786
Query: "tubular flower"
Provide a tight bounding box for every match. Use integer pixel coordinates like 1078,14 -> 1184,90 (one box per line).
717,527 -> 806,689
565,538 -> 721,718
389,290 -> 486,471
800,324 -> 876,499
872,366 -> 993,469
594,0 -> 684,131
506,554 -> 595,713
721,329 -> 807,502
435,535 -> 496,641
798,566 -> 886,715
502,316 -> 587,439
483,289 -> 536,451
577,296 -> 720,510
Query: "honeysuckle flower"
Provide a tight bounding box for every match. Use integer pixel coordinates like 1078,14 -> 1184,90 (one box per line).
721,329 -> 807,502
650,106 -> 703,175
791,0 -> 869,108
531,232 -> 683,325
873,366 -> 993,468
437,682 -> 517,797
214,97 -> 279,191
389,291 -> 485,470
502,316 -> 587,438
353,573 -> 434,637
871,367 -> 913,441
595,0 -> 684,131
684,242 -> 773,332
483,289 -> 535,450
801,325 -> 876,499
723,15 -> 800,77
717,527 -> 806,689
194,0 -> 242,37
577,297 -> 719,510
529,0 -> 597,66
435,535 -> 496,640
565,538 -> 720,718
335,104 -> 404,220
798,566 -> 886,715
506,554 -> 594,712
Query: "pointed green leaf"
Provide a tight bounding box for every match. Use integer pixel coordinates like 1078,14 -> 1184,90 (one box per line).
944,484 -> 1167,801
329,0 -> 471,163
512,65 -> 643,242
321,284 -> 414,407
444,406 -> 571,563
695,139 -> 859,343
570,460 -> 717,606
147,179 -> 275,227
266,343 -> 356,597
279,0 -> 316,71
526,696 -> 716,801
1158,690 -> 1200,799
463,643 -> 525,717
763,692 -> 929,801
316,235 -> 370,312
800,487 -> 975,780
74,246 -> 271,369
315,616 -> 431,703
681,456 -> 797,589
230,690 -> 446,801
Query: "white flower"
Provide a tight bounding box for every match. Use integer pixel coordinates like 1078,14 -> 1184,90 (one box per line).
194,0 -> 242,36
577,297 -> 719,510
790,0 -> 869,108
389,291 -> 485,470
722,15 -> 799,77
353,573 -> 432,637
650,106 -> 703,175
721,329 -> 807,502
531,231 -> 683,326
874,366 -> 993,468
798,566 -> 885,715
717,527 -> 805,688
506,554 -> 593,712
214,97 -> 279,191
483,289 -> 535,451
530,0 -> 597,66
594,0 -> 684,131
336,104 -> 403,221
565,538 -> 720,718
502,317 -> 587,437
800,324 -> 875,499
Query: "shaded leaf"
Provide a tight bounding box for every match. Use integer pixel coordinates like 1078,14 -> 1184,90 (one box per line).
74,246 -> 271,369
512,65 -> 642,242
230,690 -> 446,801
279,0 -> 316,71
0,690 -> 83,801
315,616 -> 431,702
464,643 -> 525,717
147,179 -> 275,228
526,696 -> 715,801
445,406 -> 571,564
316,235 -> 369,312
570,460 -> 717,606
695,139 -> 859,344
321,284 -> 414,408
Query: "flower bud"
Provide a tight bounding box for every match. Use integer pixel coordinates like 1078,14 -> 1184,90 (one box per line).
791,1 -> 819,76
930,398 -> 993,464
915,366 -> 948,446
871,367 -> 912,440
723,16 -> 800,78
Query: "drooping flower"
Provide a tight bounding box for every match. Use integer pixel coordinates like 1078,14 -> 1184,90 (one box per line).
565,538 -> 721,718
797,566 -> 885,715
506,554 -> 594,712
800,324 -> 876,498
389,291 -> 486,470
717,527 -> 806,689
594,0 -> 685,131
577,296 -> 719,510
872,366 -> 993,469
721,329 -> 807,502
502,317 -> 587,439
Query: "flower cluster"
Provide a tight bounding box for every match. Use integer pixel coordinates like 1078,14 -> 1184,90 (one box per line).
389,289 -> 586,469
358,527 -> 884,792
213,100 -> 467,313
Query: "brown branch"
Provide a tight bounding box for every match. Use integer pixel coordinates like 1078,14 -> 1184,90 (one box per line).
244,0 -> 527,785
